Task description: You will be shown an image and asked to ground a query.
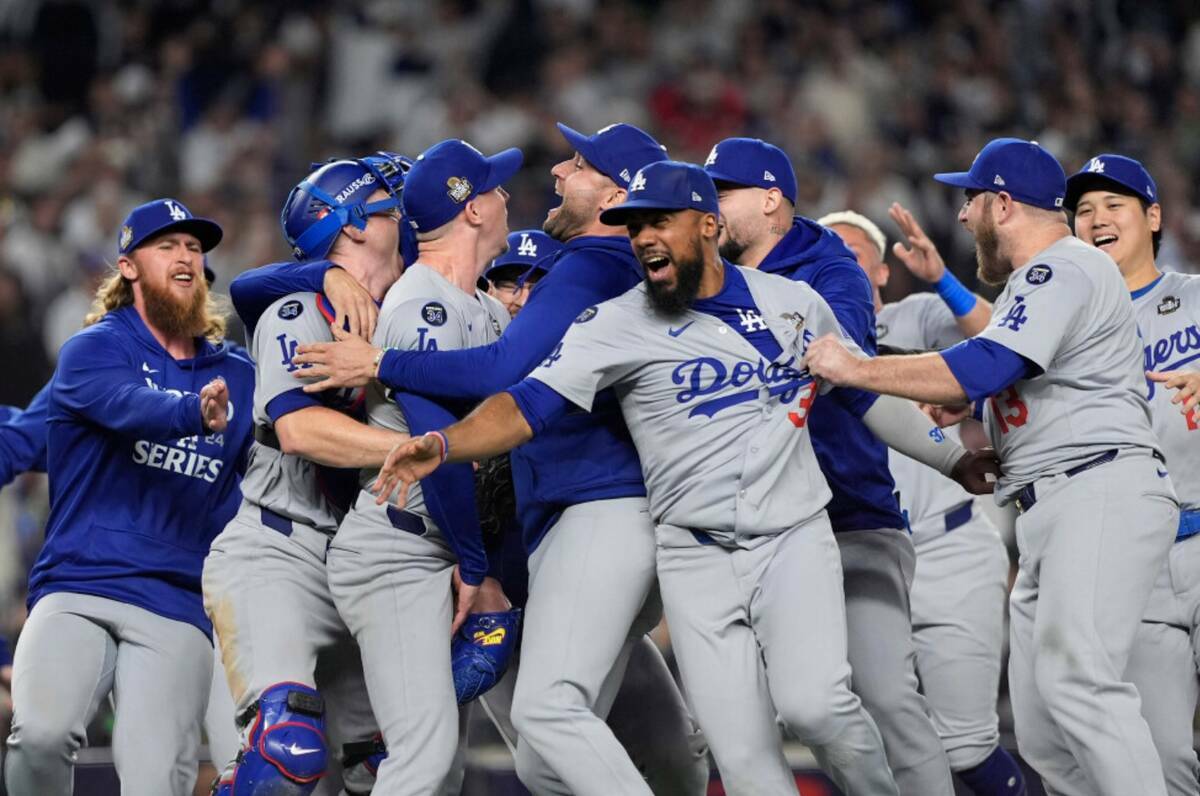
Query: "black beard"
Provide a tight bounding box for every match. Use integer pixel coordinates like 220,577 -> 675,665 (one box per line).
644,243 -> 705,316
718,235 -> 746,263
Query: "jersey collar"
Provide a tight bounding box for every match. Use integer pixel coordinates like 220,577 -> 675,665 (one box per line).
1130,273 -> 1165,301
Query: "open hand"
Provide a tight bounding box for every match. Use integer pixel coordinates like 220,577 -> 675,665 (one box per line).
1148,370 -> 1200,414
292,323 -> 381,393
324,266 -> 379,341
889,202 -> 948,283
200,377 -> 229,432
371,434 -> 444,507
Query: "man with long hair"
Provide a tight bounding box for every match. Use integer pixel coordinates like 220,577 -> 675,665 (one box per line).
5,199 -> 254,796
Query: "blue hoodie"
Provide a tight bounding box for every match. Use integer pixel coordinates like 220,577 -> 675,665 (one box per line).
758,217 -> 905,533
230,238 -> 648,553
0,383 -> 49,486
30,306 -> 255,637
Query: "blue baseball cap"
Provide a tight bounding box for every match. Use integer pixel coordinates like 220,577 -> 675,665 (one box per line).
403,140 -> 523,233
1064,154 -> 1158,212
598,160 -> 719,226
703,137 -> 798,204
119,198 -> 222,282
556,122 -> 668,188
484,230 -> 563,282
934,138 -> 1066,211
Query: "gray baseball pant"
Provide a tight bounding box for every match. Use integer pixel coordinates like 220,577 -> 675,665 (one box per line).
5,591 -> 211,796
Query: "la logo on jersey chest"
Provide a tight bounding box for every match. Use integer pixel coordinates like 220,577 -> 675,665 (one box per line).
736,308 -> 767,332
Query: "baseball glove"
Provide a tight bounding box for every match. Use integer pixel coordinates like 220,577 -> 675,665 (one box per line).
451,608 -> 522,704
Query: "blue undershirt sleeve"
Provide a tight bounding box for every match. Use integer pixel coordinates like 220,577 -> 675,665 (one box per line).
229,261 -> 331,335
377,256 -> 633,400
939,338 -> 1043,403
807,259 -> 876,350
507,379 -> 574,436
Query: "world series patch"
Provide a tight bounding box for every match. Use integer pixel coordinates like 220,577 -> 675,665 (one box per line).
422,302 -> 447,326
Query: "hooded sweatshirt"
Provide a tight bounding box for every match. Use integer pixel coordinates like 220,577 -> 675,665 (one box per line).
758,217 -> 906,532
29,305 -> 255,637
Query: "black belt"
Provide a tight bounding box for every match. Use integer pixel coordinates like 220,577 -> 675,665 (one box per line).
944,501 -> 973,532
1015,449 -> 1163,513
255,425 -> 281,450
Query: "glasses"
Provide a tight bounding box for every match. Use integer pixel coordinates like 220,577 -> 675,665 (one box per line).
372,207 -> 403,223
491,280 -> 521,296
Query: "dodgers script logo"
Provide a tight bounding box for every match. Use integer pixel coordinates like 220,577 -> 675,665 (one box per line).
672,355 -> 810,418
1144,323 -> 1200,399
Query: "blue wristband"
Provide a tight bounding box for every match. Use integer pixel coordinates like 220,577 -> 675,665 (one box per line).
935,270 -> 977,317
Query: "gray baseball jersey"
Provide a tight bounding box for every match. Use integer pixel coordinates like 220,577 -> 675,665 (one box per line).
977,236 -> 1159,502
1134,271 -> 1200,511
878,295 -> 973,527
240,292 -> 365,532
530,265 -> 862,542
346,262 -> 509,527
877,292 -> 963,352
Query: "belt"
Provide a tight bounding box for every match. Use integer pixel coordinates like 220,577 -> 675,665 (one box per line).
689,529 -> 718,546
386,506 -> 427,536
254,425 -> 281,450
1015,449 -> 1164,513
1178,510 -> 1200,543
944,501 -> 973,533
260,506 -> 295,536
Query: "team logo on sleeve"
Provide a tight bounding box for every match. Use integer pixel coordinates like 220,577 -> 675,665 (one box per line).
1158,296 -> 1181,315
490,316 -> 502,336
278,300 -> 304,320
1025,265 -> 1052,285
422,302 -> 447,326
998,296 -> 1029,331
574,306 -> 598,324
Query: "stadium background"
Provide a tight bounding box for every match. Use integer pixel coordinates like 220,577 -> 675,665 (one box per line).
0,0 -> 1198,793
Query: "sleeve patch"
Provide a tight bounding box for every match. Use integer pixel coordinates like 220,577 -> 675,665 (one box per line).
422,301 -> 448,326
277,299 -> 304,320
574,306 -> 598,324
1026,264 -> 1053,285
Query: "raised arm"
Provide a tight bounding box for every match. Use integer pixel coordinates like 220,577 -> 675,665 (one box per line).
231,261 -> 378,339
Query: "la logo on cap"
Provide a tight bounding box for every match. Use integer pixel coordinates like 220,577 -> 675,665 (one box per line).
446,176 -> 472,203
629,170 -> 647,192
1086,158 -> 1105,174
704,147 -> 718,166
164,199 -> 187,221
517,233 -> 538,257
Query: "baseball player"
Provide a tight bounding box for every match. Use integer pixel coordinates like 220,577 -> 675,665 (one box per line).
289,123 -> 703,796
325,138 -> 520,794
804,137 -> 1180,796
704,136 -> 954,795
4,199 -> 252,796
371,159 -> 905,795
201,155 -> 412,795
1066,153 -> 1200,796
820,209 -> 1026,796
484,230 -> 564,317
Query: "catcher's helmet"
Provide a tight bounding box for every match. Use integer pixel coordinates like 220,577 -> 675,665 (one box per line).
281,151 -> 413,261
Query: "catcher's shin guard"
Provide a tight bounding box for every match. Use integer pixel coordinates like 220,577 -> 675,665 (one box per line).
212,682 -> 328,795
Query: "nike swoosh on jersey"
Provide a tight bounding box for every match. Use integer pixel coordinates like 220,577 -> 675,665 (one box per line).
668,322 -> 694,337
286,744 -> 321,756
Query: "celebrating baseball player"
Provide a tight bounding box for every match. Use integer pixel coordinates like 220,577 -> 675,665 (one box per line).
483,230 -> 564,317
4,199 -> 253,796
289,123 -> 708,796
804,137 -> 1180,796
325,138 -> 521,794
705,136 -> 977,796
1066,153 -> 1200,796
372,159 -> 999,795
821,208 -> 1026,796
202,154 -> 412,795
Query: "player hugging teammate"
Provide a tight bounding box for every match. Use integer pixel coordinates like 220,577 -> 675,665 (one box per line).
2,124 -> 1193,796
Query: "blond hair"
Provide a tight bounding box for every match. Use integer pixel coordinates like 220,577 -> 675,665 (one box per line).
85,267 -> 228,343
